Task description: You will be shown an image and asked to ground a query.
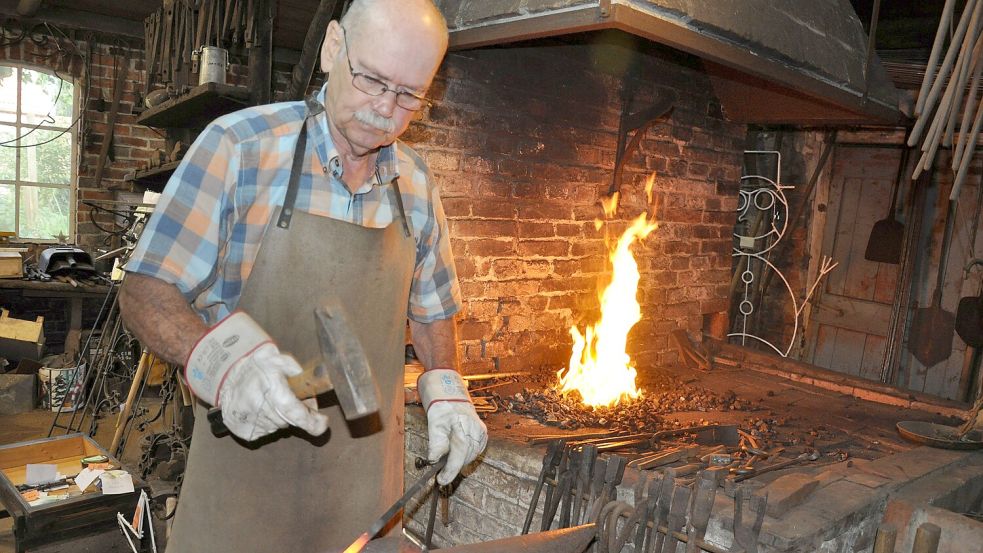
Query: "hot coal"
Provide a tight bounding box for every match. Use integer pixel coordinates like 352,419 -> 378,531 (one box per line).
494,372 -> 753,433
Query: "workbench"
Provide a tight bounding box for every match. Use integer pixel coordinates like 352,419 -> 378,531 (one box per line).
0,280 -> 114,359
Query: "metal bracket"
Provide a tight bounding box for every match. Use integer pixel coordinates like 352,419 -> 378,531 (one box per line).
607,88 -> 676,197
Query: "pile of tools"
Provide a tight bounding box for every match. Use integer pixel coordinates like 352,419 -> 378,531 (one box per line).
522,438 -> 771,553
525,424 -> 825,484
143,0 -> 260,94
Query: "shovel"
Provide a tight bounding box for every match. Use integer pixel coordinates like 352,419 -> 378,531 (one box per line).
865,139 -> 912,264
956,259 -> 983,348
908,197 -> 959,367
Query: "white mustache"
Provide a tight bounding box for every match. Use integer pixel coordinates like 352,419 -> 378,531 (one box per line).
354,110 -> 395,133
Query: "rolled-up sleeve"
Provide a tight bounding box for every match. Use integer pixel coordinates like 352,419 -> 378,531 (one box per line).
124,122 -> 238,301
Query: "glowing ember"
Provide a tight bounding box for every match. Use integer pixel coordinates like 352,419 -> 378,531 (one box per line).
556,178 -> 659,408
342,532 -> 371,553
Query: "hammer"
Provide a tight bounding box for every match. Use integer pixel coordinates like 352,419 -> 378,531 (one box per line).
207,302 -> 380,437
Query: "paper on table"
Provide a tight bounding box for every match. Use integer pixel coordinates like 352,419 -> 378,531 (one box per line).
25,464 -> 58,486
100,470 -> 135,495
74,467 -> 105,492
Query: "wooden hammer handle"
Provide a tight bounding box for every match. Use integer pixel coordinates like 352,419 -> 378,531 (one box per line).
285,364 -> 334,400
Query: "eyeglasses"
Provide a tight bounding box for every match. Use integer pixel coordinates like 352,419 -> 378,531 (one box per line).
340,27 -> 432,112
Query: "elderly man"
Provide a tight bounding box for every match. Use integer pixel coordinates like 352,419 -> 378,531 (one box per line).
118,0 -> 487,551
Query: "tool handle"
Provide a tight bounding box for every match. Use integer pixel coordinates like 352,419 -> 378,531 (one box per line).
285,363 -> 334,399
208,363 -> 334,437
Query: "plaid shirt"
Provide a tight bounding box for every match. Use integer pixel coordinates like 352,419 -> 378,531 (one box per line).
125,85 -> 462,325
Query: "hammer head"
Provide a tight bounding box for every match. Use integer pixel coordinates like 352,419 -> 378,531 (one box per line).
315,302 -> 380,419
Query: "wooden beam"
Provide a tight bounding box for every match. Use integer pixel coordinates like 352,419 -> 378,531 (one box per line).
0,0 -> 143,40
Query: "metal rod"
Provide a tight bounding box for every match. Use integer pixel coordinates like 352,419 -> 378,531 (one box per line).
861,0 -> 881,104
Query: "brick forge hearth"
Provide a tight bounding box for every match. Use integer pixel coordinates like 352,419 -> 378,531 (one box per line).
387,24 -> 983,553
401,401 -> 983,553
402,33 -> 744,378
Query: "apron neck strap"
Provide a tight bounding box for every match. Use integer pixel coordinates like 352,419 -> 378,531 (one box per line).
276,119 -> 309,229
277,104 -> 412,238
383,169 -> 411,238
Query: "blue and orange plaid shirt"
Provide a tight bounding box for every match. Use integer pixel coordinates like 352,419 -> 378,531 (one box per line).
125,85 -> 462,325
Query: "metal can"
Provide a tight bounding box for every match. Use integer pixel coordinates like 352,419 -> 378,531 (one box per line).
198,46 -> 228,86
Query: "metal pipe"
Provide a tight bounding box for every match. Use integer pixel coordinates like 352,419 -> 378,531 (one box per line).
861,0 -> 882,104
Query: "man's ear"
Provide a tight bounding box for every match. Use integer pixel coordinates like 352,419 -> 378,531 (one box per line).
320,20 -> 343,74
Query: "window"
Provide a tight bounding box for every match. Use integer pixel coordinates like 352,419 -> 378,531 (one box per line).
0,64 -> 76,241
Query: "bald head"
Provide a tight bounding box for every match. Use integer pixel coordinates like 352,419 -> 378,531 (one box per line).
341,0 -> 448,49
318,0 -> 448,156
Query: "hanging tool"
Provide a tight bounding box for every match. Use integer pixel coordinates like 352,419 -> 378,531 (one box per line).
908,191 -> 960,367
207,301 -> 380,436
957,260 -> 983,349
93,49 -> 130,191
865,137 -> 912,264
522,440 -> 563,534
344,455 -> 448,553
733,485 -> 767,553
684,468 -> 725,553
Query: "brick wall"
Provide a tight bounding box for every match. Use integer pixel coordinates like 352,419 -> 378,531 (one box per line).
403,37 -> 745,375
3,27 -> 746,366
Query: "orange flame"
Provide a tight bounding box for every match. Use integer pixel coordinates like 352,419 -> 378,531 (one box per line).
556,182 -> 658,408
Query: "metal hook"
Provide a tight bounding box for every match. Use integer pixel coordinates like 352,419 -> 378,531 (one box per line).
965,258 -> 983,275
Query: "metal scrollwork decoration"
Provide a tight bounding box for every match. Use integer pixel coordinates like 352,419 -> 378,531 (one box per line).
730,151 -> 838,357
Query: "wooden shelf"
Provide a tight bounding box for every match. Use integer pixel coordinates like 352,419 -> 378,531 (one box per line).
125,161 -> 180,192
136,82 -> 250,128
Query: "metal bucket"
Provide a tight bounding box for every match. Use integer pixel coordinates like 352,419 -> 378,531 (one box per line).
198,46 -> 228,86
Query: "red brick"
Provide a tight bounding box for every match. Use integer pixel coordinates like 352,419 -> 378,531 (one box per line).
518,240 -> 569,257
451,220 -> 516,238
492,259 -> 551,279
517,221 -> 554,239
516,203 -> 572,220
466,238 -> 516,257
470,200 -> 515,219
458,320 -> 492,341
512,182 -> 547,199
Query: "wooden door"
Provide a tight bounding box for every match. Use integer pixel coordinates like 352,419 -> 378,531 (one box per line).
804,146 -> 902,381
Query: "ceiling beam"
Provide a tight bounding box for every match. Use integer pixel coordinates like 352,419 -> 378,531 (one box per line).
0,0 -> 143,40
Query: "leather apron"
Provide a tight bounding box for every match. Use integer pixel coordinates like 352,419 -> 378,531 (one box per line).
167,112 -> 417,553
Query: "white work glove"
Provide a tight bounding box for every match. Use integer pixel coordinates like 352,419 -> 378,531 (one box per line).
418,369 -> 488,485
186,312 -> 329,441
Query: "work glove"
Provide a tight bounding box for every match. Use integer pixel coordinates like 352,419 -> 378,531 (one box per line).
418,369 -> 488,485
185,311 -> 329,441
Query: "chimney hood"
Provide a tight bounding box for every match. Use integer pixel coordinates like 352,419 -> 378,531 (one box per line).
435,0 -> 903,125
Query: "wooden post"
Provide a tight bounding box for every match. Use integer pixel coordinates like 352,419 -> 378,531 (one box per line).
248,0 -> 273,105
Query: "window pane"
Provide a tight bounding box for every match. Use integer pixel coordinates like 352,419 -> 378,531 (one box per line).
20,129 -> 72,184
0,184 -> 14,233
19,185 -> 69,240
21,69 -> 73,128
0,66 -> 15,123
0,125 -> 15,181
